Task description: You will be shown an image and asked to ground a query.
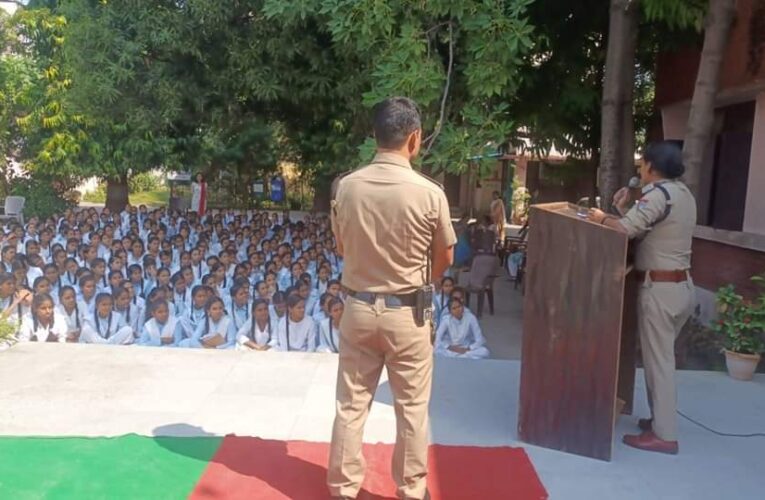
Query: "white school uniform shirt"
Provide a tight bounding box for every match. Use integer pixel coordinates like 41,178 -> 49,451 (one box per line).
138,316 -> 184,347
62,271 -> 78,289
316,318 -> 341,353
82,311 -> 128,342
227,302 -> 251,333
77,296 -> 97,317
236,317 -> 276,349
56,304 -> 83,335
95,275 -> 110,294
115,302 -> 143,337
97,245 -> 111,261
39,244 -> 53,263
27,267 -> 43,287
173,289 -> 191,317
191,315 -> 235,349
275,315 -> 316,352
435,310 -> 487,351
181,306 -> 206,338
16,313 -> 68,342
191,261 -> 209,282
127,254 -> 144,269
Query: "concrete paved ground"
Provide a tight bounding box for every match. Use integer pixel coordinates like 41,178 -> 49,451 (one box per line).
1,343 -> 763,500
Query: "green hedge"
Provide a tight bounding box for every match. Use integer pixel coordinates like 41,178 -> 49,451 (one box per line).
11,176 -> 73,219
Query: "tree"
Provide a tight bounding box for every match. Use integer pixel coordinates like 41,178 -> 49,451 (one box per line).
682,0 -> 736,199
599,0 -> 640,209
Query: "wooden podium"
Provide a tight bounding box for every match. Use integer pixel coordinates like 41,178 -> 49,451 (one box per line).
518,203 -> 638,461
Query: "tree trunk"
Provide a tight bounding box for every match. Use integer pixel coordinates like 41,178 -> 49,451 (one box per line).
682,0 -> 736,199
599,0 -> 640,211
105,174 -> 129,212
313,173 -> 333,213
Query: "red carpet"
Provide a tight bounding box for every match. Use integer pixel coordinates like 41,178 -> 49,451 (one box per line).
190,437 -> 547,500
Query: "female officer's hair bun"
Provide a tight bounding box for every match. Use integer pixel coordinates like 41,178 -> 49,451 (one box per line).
643,141 -> 684,179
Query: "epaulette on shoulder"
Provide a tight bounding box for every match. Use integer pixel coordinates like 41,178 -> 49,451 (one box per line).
331,169 -> 354,201
413,169 -> 445,191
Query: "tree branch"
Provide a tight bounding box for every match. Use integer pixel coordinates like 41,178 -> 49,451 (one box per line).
423,21 -> 454,160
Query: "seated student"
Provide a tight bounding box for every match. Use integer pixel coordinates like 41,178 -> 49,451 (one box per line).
43,264 -> 62,302
77,275 -> 98,317
434,297 -> 490,360
17,293 -> 67,342
274,294 -> 316,352
128,264 -> 146,300
312,292 -> 332,325
440,286 -> 471,323
264,271 -> 279,298
112,285 -> 141,339
141,259 -> 158,298
81,293 -> 134,345
137,299 -> 184,347
296,280 -> 316,318
170,271 -> 191,317
91,258 -> 110,294
269,291 -> 287,322
56,286 -> 83,343
1,277 -> 33,328
316,297 -> 343,354
122,281 -> 146,332
227,280 -> 251,333
107,270 -> 124,296
184,296 -> 234,349
32,277 -> 53,302
433,276 -> 455,326
181,285 -> 210,338
62,257 -> 80,288
253,280 -> 270,303
236,298 -> 276,351
312,264 -> 331,297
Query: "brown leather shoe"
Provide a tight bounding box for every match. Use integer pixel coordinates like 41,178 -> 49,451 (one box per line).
638,418 -> 653,431
623,431 -> 678,455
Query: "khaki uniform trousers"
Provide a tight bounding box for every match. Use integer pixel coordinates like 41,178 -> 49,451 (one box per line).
328,295 -> 433,500
638,278 -> 695,441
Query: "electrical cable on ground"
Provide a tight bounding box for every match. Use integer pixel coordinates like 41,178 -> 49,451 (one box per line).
677,410 -> 765,438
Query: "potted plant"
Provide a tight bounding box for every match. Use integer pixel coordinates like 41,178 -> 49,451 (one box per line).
713,277 -> 765,381
0,317 -> 17,352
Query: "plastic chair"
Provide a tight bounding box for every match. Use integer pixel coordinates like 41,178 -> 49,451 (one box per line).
0,196 -> 25,225
463,254 -> 500,318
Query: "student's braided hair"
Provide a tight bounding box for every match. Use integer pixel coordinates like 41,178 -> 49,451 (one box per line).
31,292 -> 56,337
284,294 -> 305,352
93,293 -> 114,338
326,297 -> 343,353
203,296 -> 225,336
59,285 -> 80,329
249,298 -> 271,343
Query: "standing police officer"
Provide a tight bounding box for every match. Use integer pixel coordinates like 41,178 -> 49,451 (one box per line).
328,97 -> 456,499
588,141 -> 696,455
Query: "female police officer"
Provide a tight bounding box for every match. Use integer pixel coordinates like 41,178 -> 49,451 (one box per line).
588,141 -> 696,455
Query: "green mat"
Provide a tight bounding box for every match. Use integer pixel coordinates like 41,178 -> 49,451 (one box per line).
0,435 -> 223,500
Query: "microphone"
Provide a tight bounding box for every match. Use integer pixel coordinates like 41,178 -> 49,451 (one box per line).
611,177 -> 641,215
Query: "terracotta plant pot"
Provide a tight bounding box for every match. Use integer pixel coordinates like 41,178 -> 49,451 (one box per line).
724,350 -> 762,381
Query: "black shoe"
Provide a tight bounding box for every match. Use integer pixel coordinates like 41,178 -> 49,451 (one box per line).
638,418 -> 653,431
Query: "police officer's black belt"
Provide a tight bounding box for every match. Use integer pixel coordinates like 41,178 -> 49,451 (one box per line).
347,289 -> 417,307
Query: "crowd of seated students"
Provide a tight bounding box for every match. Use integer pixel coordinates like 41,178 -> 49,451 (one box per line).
0,204 -> 489,359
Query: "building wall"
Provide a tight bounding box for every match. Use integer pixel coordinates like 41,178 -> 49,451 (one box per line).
656,0 -> 765,107
691,237 -> 765,299
743,92 -> 765,234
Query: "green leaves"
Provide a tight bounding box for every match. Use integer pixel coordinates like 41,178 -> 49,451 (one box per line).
713,282 -> 765,355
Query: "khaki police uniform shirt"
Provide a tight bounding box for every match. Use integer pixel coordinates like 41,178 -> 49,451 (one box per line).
332,152 -> 457,294
618,180 -> 697,271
